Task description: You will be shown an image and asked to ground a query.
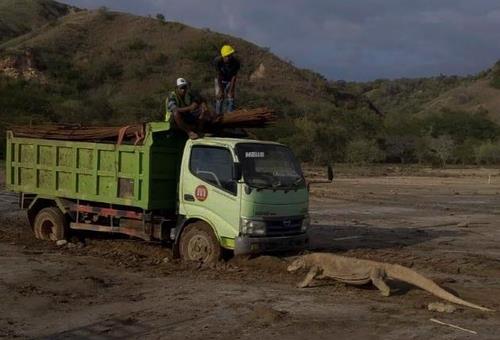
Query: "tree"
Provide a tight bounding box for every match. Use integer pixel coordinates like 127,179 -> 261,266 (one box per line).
156,13 -> 166,23
454,138 -> 481,165
489,60 -> 500,89
288,115 -> 348,165
423,109 -> 499,143
414,137 -> 430,164
385,136 -> 415,164
97,6 -> 115,20
475,141 -> 500,165
429,135 -> 455,167
345,139 -> 385,165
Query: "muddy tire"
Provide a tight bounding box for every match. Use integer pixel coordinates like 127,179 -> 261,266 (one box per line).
179,222 -> 221,264
33,207 -> 67,241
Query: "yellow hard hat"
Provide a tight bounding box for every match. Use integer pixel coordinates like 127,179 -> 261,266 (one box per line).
221,45 -> 235,57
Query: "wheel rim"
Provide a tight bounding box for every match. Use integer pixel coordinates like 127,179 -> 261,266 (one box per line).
40,219 -> 56,240
187,234 -> 212,262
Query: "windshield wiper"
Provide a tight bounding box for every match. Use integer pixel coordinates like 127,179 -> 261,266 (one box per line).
246,177 -> 304,190
287,177 -> 305,189
246,182 -> 270,190
271,178 -> 282,189
247,181 -> 284,190
271,179 -> 305,190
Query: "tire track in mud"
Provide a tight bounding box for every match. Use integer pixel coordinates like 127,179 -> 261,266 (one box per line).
0,191 -> 17,214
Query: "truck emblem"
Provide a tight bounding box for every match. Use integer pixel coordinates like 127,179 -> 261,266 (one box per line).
283,220 -> 291,227
195,185 -> 208,201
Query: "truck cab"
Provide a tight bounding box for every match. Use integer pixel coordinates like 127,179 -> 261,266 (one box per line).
177,138 -> 309,261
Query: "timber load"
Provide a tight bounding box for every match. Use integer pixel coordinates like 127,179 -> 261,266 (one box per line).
211,108 -> 277,128
8,107 -> 276,143
9,124 -> 147,145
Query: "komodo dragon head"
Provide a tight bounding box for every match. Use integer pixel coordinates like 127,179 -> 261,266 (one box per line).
287,257 -> 306,272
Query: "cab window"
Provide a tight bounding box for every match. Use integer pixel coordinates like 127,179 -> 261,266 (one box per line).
190,146 -> 237,195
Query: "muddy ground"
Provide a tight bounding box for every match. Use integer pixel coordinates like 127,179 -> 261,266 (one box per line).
1,166 -> 500,339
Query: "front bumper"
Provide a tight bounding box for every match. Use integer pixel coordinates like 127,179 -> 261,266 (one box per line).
234,233 -> 309,255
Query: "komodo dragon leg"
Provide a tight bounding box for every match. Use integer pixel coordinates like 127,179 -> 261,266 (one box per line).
370,268 -> 391,297
298,266 -> 322,288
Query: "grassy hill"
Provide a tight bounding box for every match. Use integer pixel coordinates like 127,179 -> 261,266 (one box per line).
342,75 -> 473,115
0,1 -> 498,165
341,61 -> 500,123
335,65 -> 500,165
422,64 -> 500,123
0,3 -> 380,163
0,5 -> 347,121
0,0 -> 74,43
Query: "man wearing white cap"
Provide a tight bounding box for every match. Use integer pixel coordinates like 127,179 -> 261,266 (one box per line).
166,78 -> 210,139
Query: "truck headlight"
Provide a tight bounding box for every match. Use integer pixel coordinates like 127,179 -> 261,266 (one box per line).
240,218 -> 266,236
301,215 -> 310,232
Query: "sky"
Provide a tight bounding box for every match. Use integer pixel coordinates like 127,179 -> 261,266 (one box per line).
61,0 -> 500,81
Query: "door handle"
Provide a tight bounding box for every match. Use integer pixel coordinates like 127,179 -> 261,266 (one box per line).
184,194 -> 195,202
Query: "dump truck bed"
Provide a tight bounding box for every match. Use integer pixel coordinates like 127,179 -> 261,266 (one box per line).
5,122 -> 186,211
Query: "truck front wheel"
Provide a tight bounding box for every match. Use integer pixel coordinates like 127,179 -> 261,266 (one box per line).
179,222 -> 221,264
33,207 -> 67,241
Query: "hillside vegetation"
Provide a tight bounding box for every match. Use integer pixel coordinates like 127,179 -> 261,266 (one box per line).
0,0 -> 73,43
422,64 -> 500,123
0,3 -> 378,163
0,1 -> 499,165
337,64 -> 500,165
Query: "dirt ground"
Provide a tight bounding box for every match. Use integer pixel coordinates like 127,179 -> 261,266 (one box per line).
1,166 -> 500,339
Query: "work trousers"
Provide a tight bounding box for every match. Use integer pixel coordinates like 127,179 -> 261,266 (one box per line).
215,79 -> 235,115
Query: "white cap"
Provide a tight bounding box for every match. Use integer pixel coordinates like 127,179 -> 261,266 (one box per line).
176,78 -> 188,87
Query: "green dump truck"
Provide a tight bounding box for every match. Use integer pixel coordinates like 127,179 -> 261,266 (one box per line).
5,122 -> 331,262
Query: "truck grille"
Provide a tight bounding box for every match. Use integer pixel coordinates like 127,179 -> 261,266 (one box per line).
265,217 -> 303,236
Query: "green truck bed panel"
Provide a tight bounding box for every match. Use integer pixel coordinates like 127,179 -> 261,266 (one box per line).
5,123 -> 185,211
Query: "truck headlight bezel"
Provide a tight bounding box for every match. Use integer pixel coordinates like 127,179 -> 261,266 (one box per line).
240,218 -> 266,236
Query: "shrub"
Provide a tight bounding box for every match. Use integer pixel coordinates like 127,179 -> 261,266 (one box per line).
156,13 -> 166,22
128,39 -> 149,51
475,141 -> 500,165
454,138 -> 481,165
428,135 -> 455,167
385,135 -> 416,164
423,109 -> 500,142
490,61 -> 500,89
85,60 -> 123,85
154,53 -> 168,65
181,37 -> 226,64
414,137 -> 431,164
345,139 -> 385,165
97,6 -> 115,20
0,78 -> 53,116
131,64 -> 154,80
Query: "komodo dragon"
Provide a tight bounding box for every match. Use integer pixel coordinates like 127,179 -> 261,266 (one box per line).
287,253 -> 494,312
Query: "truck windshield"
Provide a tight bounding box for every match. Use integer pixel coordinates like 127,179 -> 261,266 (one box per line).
236,143 -> 304,189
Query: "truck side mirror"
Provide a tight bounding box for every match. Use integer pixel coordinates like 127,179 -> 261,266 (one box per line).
233,162 -> 242,181
327,165 -> 334,181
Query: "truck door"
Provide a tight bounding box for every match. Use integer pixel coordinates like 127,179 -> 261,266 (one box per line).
180,145 -> 240,244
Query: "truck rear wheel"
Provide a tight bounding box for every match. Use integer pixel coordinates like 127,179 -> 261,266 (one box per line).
33,207 -> 67,241
179,222 -> 221,264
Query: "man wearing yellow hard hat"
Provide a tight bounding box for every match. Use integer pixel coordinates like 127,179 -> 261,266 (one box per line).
214,44 -> 240,115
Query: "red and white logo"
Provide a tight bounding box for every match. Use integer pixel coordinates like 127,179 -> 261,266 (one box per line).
195,185 -> 208,201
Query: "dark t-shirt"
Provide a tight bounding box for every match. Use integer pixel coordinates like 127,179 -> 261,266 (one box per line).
214,56 -> 241,82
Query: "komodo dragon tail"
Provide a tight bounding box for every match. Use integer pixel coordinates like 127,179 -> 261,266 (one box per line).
386,264 -> 494,312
